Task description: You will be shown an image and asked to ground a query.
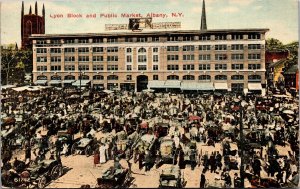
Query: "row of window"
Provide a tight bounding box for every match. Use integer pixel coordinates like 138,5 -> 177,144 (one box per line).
167,64 -> 261,70
166,54 -> 261,61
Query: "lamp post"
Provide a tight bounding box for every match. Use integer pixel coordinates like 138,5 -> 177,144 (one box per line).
79,67 -> 82,98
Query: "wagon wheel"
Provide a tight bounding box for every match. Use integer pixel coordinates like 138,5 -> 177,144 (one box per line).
71,144 -> 77,155
51,165 -> 62,180
37,175 -> 47,188
85,146 -> 92,157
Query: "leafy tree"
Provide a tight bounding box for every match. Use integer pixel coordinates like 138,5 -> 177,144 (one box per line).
266,38 -> 285,51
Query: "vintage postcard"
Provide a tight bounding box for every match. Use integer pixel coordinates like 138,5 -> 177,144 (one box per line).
0,0 -> 299,188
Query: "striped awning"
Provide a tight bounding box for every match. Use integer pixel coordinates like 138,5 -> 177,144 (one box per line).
34,80 -> 47,85
148,81 -> 166,88
62,80 -> 75,84
248,83 -> 262,90
49,80 -> 61,85
72,80 -> 90,86
181,82 -> 214,90
214,83 -> 228,90
164,80 -> 181,88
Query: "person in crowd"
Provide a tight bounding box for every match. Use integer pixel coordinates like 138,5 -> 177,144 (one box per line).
200,171 -> 206,188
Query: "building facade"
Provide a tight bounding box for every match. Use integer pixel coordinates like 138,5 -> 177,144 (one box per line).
31,29 -> 269,94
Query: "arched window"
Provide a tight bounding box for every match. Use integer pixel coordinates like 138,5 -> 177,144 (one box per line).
198,75 -> 211,81
107,75 -> 118,80
231,75 -> 244,80
138,48 -> 147,53
138,47 -> 147,63
126,48 -> 132,53
79,75 -> 89,80
51,75 -> 61,80
182,75 -> 195,80
64,75 -> 75,80
93,75 -> 104,80
167,75 -> 179,80
215,75 -> 227,80
248,75 -> 261,82
37,75 -> 47,80
25,21 -> 32,35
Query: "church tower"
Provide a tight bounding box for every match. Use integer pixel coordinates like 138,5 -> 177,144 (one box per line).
200,0 -> 207,30
21,1 -> 45,49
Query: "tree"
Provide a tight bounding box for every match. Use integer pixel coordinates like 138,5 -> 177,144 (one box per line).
266,38 -> 285,51
1,46 -> 18,85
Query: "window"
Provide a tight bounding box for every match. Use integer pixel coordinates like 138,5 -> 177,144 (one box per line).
51,39 -> 60,44
215,64 -> 227,70
65,56 -> 75,62
153,65 -> 158,70
248,64 -> 261,70
248,44 -> 261,50
183,55 -> 194,61
183,64 -> 195,70
167,55 -> 179,61
50,56 -> 61,62
79,75 -> 89,80
183,45 -> 195,51
231,83 -> 244,92
107,37 -> 118,43
199,35 -> 211,41
183,35 -> 194,41
50,65 -> 61,71
248,54 -> 261,60
167,36 -> 179,41
37,75 -> 47,80
51,75 -> 61,80
93,56 -> 104,62
199,45 -> 211,51
248,75 -> 261,82
215,75 -> 227,80
37,66 -> 47,71
93,38 -> 103,43
231,54 -> 244,60
232,34 -> 243,40
107,47 -> 118,53
137,37 -> 147,42
37,48 -> 47,53
126,75 -> 132,81
65,39 -> 75,44
167,46 -> 179,51
167,75 -> 179,80
138,55 -> 147,62
93,75 -> 104,80
215,45 -> 227,51
65,48 -> 75,53
37,40 -> 46,45
199,64 -> 211,70
78,39 -> 89,43
153,48 -> 159,53
125,37 -> 133,42
199,75 -> 211,81
215,54 -> 227,60
167,65 -> 179,70
199,54 -> 211,61
215,35 -> 227,40
64,65 -> 75,71
138,48 -> 147,53
153,55 -> 159,62
231,64 -> 244,70
78,65 -> 89,71
79,56 -> 89,62
107,65 -> 118,70
107,75 -> 118,80
107,56 -> 118,62
231,44 -> 244,50
93,47 -> 104,52
126,65 -> 132,71
65,75 -> 75,80
126,55 -> 132,63
37,57 -> 47,62
138,65 -> 147,70
248,34 -> 261,40
93,65 -> 104,71
126,48 -> 132,53
78,47 -> 89,53
231,75 -> 244,80
50,48 -> 61,53
183,75 -> 195,80
152,37 -> 159,42
153,75 -> 159,80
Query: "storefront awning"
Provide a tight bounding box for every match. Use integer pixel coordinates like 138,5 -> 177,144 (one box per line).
49,80 -> 61,85
214,83 -> 228,90
34,80 -> 47,85
62,80 -> 75,84
93,80 -> 105,84
72,80 -> 91,86
181,82 -> 214,91
248,83 -> 262,90
148,81 -> 166,88
164,80 -> 181,88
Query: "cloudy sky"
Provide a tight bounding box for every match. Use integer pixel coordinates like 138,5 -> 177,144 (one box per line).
1,0 -> 298,46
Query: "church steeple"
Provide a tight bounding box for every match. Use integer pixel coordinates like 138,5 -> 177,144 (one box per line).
42,4 -> 45,17
200,0 -> 207,30
35,1 -> 38,15
29,5 -> 32,14
21,1 -> 24,16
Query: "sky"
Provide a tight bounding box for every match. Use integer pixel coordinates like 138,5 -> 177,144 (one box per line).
1,0 -> 298,46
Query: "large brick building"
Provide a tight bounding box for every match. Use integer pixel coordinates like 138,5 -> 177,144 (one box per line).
30,0 -> 269,95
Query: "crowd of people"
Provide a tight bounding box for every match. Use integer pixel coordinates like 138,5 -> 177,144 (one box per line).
1,86 -> 299,188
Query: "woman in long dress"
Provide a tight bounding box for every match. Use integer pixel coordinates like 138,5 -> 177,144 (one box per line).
93,149 -> 100,167
99,144 -> 107,164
